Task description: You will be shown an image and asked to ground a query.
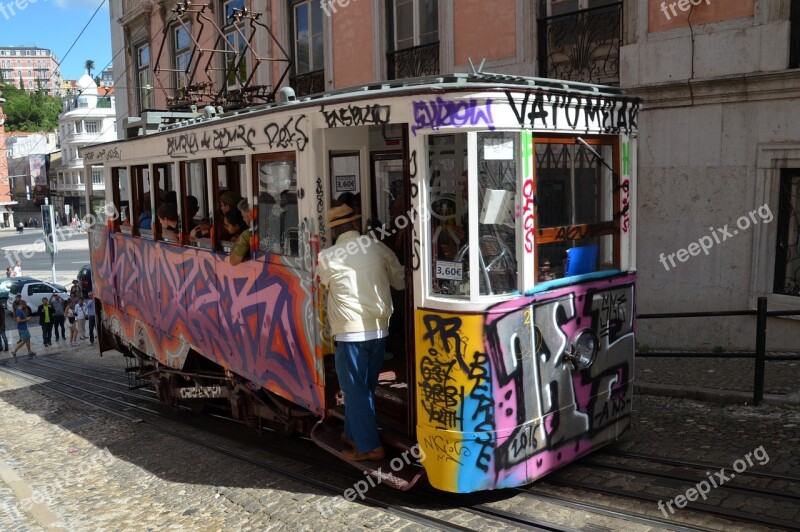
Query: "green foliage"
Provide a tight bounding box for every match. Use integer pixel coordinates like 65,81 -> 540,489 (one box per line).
1,83 -> 62,132
85,59 -> 95,77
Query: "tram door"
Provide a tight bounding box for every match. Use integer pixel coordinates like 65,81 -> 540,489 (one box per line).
326,125 -> 414,435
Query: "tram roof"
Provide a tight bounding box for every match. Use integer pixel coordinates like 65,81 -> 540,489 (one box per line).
100,72 -> 640,145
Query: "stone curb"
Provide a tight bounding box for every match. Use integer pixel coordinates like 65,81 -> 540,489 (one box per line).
0,462 -> 65,531
635,382 -> 800,407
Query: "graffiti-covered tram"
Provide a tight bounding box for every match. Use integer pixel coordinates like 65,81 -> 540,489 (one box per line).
83,73 -> 639,493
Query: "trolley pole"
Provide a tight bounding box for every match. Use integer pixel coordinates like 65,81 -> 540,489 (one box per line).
753,297 -> 768,406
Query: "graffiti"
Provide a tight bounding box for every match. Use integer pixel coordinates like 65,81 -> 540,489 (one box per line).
320,104 -> 391,128
423,434 -> 471,465
467,351 -> 494,472
264,115 -> 308,151
83,151 -> 95,162
411,97 -> 495,136
422,314 -> 465,368
522,178 -> 535,252
419,353 -> 463,429
209,125 -> 257,154
167,133 -> 199,158
178,385 -> 223,399
506,90 -> 639,135
621,178 -> 631,233
409,150 -> 418,179
547,221 -> 617,242
315,177 -> 326,249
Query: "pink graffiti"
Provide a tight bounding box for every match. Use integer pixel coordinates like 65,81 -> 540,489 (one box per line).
522,178 -> 535,252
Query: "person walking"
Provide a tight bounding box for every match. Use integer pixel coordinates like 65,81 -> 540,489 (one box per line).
317,205 -> 405,462
11,301 -> 35,359
0,308 -> 8,352
74,297 -> 88,340
50,294 -> 65,341
65,302 -> 78,346
86,292 -> 96,344
13,261 -> 22,277
37,297 -> 54,347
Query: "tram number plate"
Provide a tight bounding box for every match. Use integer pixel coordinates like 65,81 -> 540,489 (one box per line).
436,261 -> 463,281
178,385 -> 223,399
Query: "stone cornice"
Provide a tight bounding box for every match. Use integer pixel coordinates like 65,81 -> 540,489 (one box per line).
625,69 -> 800,109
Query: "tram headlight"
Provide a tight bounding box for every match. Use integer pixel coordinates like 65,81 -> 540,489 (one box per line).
567,329 -> 599,370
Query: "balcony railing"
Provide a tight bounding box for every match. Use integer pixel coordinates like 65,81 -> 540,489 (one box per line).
290,69 -> 325,97
387,41 -> 440,80
538,2 -> 622,84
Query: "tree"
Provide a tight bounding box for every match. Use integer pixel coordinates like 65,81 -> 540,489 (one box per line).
1,82 -> 62,132
85,59 -> 95,77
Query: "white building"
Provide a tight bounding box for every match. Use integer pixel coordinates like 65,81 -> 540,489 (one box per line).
55,73 -> 117,218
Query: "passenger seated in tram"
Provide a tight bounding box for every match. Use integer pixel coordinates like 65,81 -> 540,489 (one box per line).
156,203 -> 180,243
224,210 -> 250,266
189,190 -> 243,242
139,193 -> 153,230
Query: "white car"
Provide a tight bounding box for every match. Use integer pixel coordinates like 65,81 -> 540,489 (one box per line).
6,279 -> 69,316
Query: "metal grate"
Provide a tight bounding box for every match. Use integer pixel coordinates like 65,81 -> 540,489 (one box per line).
124,355 -> 151,390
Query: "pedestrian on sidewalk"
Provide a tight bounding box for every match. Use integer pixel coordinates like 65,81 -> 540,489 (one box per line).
69,280 -> 80,299
5,267 -> 11,278
11,301 -> 35,359
13,261 -> 22,277
65,302 -> 78,346
86,292 -> 96,344
0,310 -> 8,351
50,294 -> 65,341
37,297 -> 53,347
74,297 -> 87,340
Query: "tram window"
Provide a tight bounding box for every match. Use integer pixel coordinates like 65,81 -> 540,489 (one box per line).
534,140 -> 619,281
428,133 -> 469,297
213,156 -> 246,253
111,167 -> 130,234
131,165 -> 153,238
183,160 -> 211,249
255,156 -> 298,256
477,132 -> 518,295
154,163 -> 179,242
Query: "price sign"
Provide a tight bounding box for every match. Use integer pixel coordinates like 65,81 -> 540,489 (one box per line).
436,260 -> 463,281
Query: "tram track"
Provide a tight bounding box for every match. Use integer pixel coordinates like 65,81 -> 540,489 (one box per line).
0,355 -> 584,532
8,353 -> 792,531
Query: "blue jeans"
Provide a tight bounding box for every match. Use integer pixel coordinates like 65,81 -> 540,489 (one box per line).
0,330 -> 7,350
334,337 -> 387,453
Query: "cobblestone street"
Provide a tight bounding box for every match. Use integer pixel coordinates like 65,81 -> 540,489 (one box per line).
1,342 -> 798,531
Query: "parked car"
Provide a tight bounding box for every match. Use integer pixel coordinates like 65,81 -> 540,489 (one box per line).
0,276 -> 37,309
6,279 -> 69,316
77,265 -> 92,297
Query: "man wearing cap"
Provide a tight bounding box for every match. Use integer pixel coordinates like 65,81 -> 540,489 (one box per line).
317,204 -> 405,462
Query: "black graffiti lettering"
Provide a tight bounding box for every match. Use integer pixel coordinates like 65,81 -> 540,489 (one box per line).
167,133 -> 199,158
468,351 -> 495,472
315,177 -> 326,248
321,104 -> 391,128
419,353 -> 463,430
209,125 -> 256,154
422,314 -> 463,356
507,90 -> 638,135
105,147 -> 121,161
409,150 -> 417,178
264,115 -> 308,151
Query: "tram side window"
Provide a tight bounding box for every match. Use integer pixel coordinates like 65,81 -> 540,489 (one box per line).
428,133 -> 469,297
184,160 -> 211,249
213,156 -> 247,253
477,132 -> 518,295
255,156 -> 298,256
132,165 -> 153,238
154,163 -> 179,243
111,167 -> 130,234
535,141 -> 618,282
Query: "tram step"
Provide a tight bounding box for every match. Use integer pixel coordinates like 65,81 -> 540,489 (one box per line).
310,420 -> 425,491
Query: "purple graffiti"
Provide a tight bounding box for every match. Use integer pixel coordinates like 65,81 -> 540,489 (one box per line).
411,97 -> 495,136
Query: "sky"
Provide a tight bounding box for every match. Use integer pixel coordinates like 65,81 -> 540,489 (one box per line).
0,0 -> 113,81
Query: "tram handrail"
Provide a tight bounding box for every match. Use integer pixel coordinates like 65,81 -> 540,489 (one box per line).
635,297 -> 800,406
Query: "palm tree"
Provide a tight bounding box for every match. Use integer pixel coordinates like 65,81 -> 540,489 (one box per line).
84,59 -> 95,77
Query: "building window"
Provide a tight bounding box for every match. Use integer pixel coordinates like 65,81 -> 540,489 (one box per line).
774,169 -> 800,296
91,167 -> 104,186
223,0 -> 248,90
85,121 -> 98,133
289,0 -> 324,96
173,22 -> 193,92
136,43 -> 154,112
75,121 -> 82,134
386,0 -> 439,79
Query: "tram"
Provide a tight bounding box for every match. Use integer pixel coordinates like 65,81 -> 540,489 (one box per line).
82,73 -> 639,493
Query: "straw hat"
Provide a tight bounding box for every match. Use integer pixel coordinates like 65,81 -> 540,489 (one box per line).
327,205 -> 361,229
